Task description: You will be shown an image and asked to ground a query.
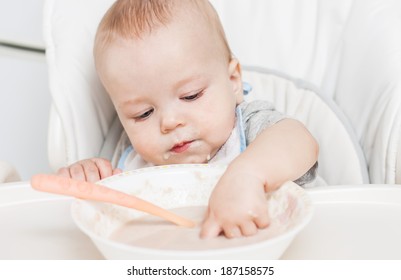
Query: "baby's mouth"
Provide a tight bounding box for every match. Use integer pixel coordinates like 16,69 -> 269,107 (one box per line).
170,140 -> 194,153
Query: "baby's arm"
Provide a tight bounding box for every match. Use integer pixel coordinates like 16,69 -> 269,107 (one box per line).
57,158 -> 122,182
201,118 -> 318,238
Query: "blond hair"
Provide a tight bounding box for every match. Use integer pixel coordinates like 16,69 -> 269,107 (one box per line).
94,0 -> 232,61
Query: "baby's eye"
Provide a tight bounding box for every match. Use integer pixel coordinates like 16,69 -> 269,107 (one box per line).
134,109 -> 154,121
181,90 -> 204,101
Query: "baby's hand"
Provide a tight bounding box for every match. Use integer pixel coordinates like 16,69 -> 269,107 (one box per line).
200,168 -> 270,239
57,158 -> 122,182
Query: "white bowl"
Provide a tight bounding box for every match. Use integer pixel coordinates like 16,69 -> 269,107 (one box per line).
71,164 -> 313,259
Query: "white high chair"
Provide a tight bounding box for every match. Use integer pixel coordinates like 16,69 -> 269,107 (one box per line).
43,0 -> 401,185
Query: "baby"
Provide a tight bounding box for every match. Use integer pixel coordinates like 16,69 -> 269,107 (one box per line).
57,0 -> 319,239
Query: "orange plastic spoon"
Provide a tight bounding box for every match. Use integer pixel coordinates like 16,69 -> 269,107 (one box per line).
30,174 -> 195,228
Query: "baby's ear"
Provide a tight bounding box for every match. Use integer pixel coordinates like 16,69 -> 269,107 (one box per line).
228,58 -> 243,104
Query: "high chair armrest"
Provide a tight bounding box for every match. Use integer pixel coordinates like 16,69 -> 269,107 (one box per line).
0,161 -> 20,183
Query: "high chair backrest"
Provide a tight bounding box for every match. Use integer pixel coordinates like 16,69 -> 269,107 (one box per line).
210,0 -> 401,184
44,0 -> 401,184
45,0 -> 115,170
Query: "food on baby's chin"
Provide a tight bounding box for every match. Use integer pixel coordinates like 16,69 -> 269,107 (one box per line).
109,201 -> 295,251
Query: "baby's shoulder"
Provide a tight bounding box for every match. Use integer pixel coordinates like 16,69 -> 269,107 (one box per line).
238,100 -> 280,121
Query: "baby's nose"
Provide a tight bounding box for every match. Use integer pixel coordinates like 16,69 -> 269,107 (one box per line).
160,111 -> 184,134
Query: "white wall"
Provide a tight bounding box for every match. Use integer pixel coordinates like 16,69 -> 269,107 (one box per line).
0,0 -> 44,48
0,46 -> 52,180
0,0 -> 52,181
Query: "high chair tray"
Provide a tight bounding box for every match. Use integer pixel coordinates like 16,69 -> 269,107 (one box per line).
282,184 -> 401,259
0,182 -> 103,259
0,182 -> 400,259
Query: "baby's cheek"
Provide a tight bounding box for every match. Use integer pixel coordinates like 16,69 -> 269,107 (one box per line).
132,139 -> 160,161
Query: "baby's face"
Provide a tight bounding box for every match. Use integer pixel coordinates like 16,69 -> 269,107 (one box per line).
98,16 -> 243,165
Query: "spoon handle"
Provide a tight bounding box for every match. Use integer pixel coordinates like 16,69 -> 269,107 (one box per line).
30,174 -> 195,228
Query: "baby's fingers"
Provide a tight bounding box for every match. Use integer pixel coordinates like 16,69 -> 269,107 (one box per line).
90,158 -> 113,180
56,159 -> 107,182
200,213 -> 222,239
201,215 -> 270,239
55,162 -> 92,181
239,221 -> 258,237
57,167 -> 74,179
253,213 -> 270,229
200,213 -> 254,239
79,160 -> 107,182
201,219 -> 243,239
112,168 -> 123,175
223,226 -> 242,239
